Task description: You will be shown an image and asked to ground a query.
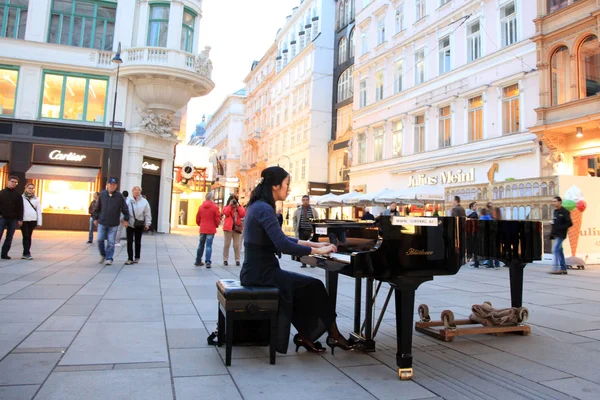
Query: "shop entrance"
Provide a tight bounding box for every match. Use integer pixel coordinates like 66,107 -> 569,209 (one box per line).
574,155 -> 600,177
141,173 -> 160,232
179,200 -> 189,225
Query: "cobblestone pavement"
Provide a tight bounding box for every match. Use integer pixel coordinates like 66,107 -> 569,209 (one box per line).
1,227 -> 600,399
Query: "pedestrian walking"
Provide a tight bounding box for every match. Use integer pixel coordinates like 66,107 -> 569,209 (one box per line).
115,190 -> 128,247
451,196 -> 466,217
276,208 -> 284,227
194,191 -> 221,268
87,192 -> 99,243
466,202 -> 479,219
93,178 -> 129,265
479,208 -> 499,268
550,196 -> 572,275
124,186 -> 151,265
293,195 -> 317,268
0,176 -> 23,260
382,202 -> 400,216
20,183 -> 42,260
222,195 -> 246,266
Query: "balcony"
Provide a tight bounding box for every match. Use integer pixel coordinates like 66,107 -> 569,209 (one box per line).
119,46 -> 215,114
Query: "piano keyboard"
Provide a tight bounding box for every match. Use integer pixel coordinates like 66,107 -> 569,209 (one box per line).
328,252 -> 351,264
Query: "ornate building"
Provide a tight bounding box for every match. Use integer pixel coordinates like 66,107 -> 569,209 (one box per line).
0,0 -> 214,232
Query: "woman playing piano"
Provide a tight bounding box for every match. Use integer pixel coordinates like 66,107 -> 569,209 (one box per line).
240,166 -> 356,354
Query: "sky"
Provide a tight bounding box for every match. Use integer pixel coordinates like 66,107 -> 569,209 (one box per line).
186,0 -> 301,139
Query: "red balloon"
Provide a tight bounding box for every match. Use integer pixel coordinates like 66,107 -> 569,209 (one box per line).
576,200 -> 587,212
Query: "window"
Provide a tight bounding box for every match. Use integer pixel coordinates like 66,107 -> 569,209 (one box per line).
0,66 -> 19,116
361,31 -> 369,55
394,60 -> 403,93
500,1 -> 517,48
467,20 -> 481,62
551,46 -> 570,105
301,158 -> 306,180
439,36 -> 451,74
181,8 -> 196,52
375,71 -> 384,101
373,127 -> 384,161
395,6 -> 404,33
416,0 -> 425,21
1,0 -> 27,40
337,66 -> 353,102
415,49 -> 425,85
548,0 -> 568,14
579,36 -> 600,99
40,71 -> 108,123
48,0 -> 116,51
377,18 -> 385,45
336,104 -> 352,138
338,0 -> 346,28
502,83 -> 520,134
468,95 -> 483,142
349,29 -> 355,58
439,106 -> 451,148
392,120 -> 403,157
414,114 -> 425,153
147,4 -> 169,47
347,0 -> 354,22
339,37 -> 348,65
358,133 -> 367,164
359,79 -> 367,108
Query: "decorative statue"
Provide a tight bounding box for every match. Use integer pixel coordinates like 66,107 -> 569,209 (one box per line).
545,152 -> 568,175
195,46 -> 213,78
140,110 -> 176,138
346,136 -> 353,166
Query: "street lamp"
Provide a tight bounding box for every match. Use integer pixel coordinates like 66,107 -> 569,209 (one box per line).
107,42 -> 123,180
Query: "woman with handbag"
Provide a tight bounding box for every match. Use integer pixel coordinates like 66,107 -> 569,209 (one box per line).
222,195 -> 246,266
21,183 -> 42,260
125,186 -> 151,265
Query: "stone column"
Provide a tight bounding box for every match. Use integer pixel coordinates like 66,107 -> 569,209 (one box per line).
167,1 -> 184,50
136,1 -> 150,47
24,0 -> 51,42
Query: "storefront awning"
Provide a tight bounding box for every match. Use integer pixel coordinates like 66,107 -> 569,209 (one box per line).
0,162 -> 6,169
26,165 -> 99,182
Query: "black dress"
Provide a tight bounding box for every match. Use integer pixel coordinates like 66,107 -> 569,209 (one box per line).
240,200 -> 336,353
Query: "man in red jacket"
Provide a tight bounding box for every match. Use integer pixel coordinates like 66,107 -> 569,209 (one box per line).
194,192 -> 221,268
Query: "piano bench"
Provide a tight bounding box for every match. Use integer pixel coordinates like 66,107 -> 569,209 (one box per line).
216,279 -> 279,366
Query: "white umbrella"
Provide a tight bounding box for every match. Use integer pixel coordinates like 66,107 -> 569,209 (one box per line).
354,188 -> 395,205
339,191 -> 364,204
316,193 -> 344,207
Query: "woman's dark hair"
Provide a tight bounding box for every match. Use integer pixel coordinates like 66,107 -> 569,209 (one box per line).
247,166 -> 289,209
481,208 -> 489,216
226,194 -> 238,206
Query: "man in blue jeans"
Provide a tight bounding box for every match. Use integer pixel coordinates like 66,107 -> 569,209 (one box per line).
93,178 -> 130,265
194,192 -> 221,268
550,196 -> 572,275
87,192 -> 99,244
0,176 -> 24,260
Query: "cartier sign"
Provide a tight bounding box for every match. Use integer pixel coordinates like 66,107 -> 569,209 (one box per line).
408,168 -> 476,188
32,145 -> 103,167
142,157 -> 161,175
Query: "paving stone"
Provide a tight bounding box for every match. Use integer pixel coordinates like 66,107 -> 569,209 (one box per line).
18,331 -> 78,349
541,377 -> 600,400
53,303 -> 97,316
0,299 -> 65,323
472,352 -> 573,382
38,316 -> 88,331
0,385 -> 40,400
170,348 -> 227,377
34,368 -> 173,400
0,322 -> 38,358
162,303 -> 197,315
0,353 -> 62,385
60,322 -> 168,365
8,284 -> 83,299
165,314 -> 204,329
161,295 -> 193,304
174,376 -> 242,400
167,328 -> 211,348
89,299 -> 163,323
0,281 -> 33,295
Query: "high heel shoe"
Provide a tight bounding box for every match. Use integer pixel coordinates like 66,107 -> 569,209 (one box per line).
293,334 -> 326,354
326,336 -> 356,355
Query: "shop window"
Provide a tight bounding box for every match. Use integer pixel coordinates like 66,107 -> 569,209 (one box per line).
147,4 -> 169,47
41,180 -> 95,215
181,8 -> 196,52
0,66 -> 18,117
48,0 -> 116,51
551,46 -> 570,105
40,71 -> 108,123
533,183 -> 539,196
579,36 -> 600,99
548,181 -> 555,195
1,0 -> 28,40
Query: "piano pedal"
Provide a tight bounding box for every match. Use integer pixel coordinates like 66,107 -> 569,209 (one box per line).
398,368 -> 413,380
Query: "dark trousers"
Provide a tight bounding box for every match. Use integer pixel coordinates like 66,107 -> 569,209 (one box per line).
126,226 -> 144,261
20,221 -> 37,256
0,217 -> 18,257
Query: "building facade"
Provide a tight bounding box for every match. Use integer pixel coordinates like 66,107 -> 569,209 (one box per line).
0,0 -> 214,232
349,0 -> 542,219
239,0 -> 335,225
203,89 -> 246,209
328,0 -> 356,204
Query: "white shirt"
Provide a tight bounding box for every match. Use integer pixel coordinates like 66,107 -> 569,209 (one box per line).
22,195 -> 43,225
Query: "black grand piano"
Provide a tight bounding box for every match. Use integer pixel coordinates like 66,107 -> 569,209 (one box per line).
294,216 -> 542,380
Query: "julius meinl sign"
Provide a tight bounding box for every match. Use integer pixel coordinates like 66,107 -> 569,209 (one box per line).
408,168 -> 476,187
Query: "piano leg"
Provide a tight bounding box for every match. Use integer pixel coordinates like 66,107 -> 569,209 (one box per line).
325,270 -> 339,310
364,278 -> 374,341
393,278 -> 431,380
509,261 -> 526,308
354,278 -> 361,334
